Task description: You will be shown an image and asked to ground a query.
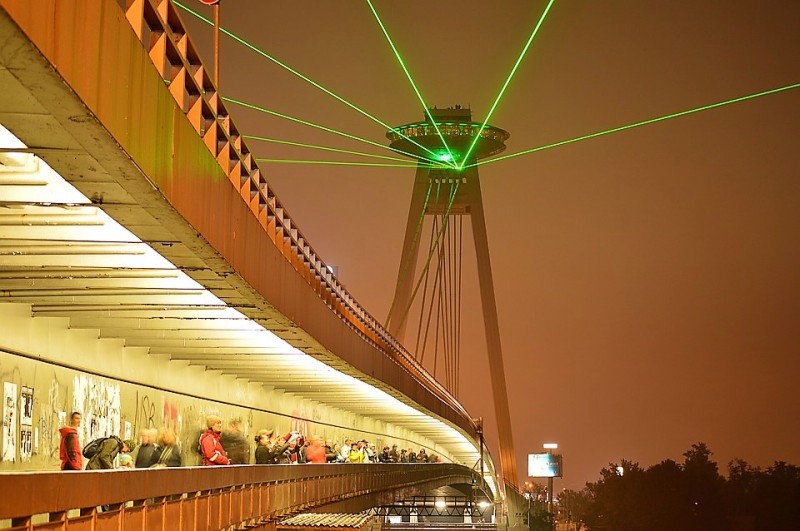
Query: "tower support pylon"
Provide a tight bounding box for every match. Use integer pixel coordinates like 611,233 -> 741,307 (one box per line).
385,107 -> 518,487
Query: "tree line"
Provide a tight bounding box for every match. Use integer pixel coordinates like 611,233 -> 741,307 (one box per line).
554,443 -> 800,531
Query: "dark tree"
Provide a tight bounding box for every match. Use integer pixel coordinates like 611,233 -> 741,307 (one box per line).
681,442 -> 727,530
558,488 -> 593,529
573,444 -> 799,531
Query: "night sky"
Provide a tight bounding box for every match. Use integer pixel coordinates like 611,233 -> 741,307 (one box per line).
180,0 -> 800,490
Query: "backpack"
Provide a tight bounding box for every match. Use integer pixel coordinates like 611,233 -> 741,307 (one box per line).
82,436 -> 120,459
197,431 -> 211,456
82,436 -> 109,459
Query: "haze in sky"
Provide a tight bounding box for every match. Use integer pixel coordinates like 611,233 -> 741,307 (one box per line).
181,0 -> 800,490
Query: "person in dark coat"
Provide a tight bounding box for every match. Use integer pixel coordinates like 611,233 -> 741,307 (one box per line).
389,444 -> 400,462
219,418 -> 249,464
378,446 -> 393,463
135,428 -> 158,468
254,433 -> 272,464
152,428 -> 182,467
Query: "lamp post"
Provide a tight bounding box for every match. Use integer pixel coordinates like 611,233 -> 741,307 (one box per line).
543,443 -> 558,517
197,0 -> 222,88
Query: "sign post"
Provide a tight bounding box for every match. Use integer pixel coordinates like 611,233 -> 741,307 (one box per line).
528,444 -> 562,517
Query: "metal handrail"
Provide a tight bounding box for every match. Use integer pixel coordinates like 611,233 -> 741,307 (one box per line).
0,464 -> 479,530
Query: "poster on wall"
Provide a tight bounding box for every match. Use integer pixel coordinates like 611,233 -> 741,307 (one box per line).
73,375 -> 121,442
124,421 -> 132,440
21,386 -> 33,427
3,382 -> 18,462
20,427 -> 32,460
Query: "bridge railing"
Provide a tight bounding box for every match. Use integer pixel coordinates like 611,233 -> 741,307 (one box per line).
119,0 -> 473,429
0,464 -> 481,531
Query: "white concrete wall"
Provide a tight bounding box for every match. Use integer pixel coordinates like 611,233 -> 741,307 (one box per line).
0,302 -> 447,470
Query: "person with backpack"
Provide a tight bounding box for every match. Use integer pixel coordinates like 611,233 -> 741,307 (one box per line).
200,415 -> 229,466
59,411 -> 83,470
85,436 -> 135,470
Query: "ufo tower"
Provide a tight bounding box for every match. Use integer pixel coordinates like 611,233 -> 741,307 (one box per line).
385,106 -> 518,486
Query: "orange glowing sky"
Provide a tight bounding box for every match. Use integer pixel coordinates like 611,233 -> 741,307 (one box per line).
181,0 -> 800,490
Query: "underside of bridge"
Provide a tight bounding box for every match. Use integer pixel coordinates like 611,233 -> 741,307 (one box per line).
0,0 -> 502,501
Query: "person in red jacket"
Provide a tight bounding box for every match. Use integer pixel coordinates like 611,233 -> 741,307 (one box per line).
305,435 -> 327,464
200,415 -> 229,466
59,411 -> 83,470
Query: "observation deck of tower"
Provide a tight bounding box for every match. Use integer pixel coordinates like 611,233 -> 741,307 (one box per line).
387,107 -> 510,167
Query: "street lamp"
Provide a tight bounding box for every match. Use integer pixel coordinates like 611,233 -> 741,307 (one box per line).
543,443 -> 558,516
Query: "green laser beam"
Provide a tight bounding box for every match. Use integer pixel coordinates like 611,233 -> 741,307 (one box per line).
255,158 -> 421,168
224,96 -> 436,164
471,81 -> 800,169
245,135 -> 411,163
365,0 -> 455,163
458,0 -> 556,169
173,0 -> 451,167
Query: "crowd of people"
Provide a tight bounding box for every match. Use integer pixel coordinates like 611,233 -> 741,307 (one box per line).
58,412 -> 443,470
58,411 -> 184,471
251,430 -> 442,465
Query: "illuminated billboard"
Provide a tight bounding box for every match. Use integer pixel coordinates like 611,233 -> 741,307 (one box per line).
528,453 -> 562,478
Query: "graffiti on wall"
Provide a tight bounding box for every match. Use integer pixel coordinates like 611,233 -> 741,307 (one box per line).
136,392 -> 156,431
290,408 -> 310,438
3,382 -> 18,462
163,399 -> 183,435
73,374 -> 121,442
39,376 -> 67,459
1,350 -> 418,471
20,386 -> 33,426
20,386 -> 33,460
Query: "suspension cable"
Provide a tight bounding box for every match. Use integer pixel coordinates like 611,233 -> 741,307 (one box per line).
393,179 -> 461,334
415,181 -> 442,365
439,214 -> 451,389
455,215 -> 464,397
